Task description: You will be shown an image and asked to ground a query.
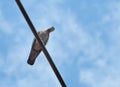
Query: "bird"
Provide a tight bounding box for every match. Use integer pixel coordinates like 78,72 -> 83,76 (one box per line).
27,26 -> 55,65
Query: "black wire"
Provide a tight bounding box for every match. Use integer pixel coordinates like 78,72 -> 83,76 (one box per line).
15,0 -> 66,87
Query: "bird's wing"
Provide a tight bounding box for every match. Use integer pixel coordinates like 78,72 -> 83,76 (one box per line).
27,39 -> 42,65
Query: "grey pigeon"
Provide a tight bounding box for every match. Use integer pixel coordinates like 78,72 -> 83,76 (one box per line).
27,26 -> 55,65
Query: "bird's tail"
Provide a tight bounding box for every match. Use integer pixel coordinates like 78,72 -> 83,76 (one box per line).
27,49 -> 41,65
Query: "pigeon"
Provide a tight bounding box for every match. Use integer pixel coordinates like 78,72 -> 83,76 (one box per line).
27,26 -> 55,65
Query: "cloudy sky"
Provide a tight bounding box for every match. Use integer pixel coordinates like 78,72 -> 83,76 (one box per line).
0,0 -> 120,87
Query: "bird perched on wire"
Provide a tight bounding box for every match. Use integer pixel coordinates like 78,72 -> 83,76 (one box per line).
27,26 -> 55,65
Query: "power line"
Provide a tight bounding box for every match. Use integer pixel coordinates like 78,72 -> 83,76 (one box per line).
15,0 -> 66,87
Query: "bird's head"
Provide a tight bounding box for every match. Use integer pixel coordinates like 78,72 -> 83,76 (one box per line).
47,26 -> 55,33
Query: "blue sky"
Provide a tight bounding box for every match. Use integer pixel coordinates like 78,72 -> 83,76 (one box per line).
0,0 -> 120,87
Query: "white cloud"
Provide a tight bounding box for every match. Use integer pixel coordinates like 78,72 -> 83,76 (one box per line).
1,0 -> 120,87
79,68 -> 120,87
0,9 -> 13,34
79,1 -> 120,87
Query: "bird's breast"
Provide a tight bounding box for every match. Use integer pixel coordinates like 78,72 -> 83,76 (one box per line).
38,31 -> 49,45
